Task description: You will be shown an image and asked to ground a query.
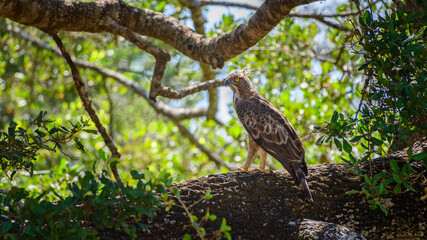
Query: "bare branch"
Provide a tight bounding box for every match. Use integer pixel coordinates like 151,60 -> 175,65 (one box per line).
248,46 -> 336,63
155,78 -> 226,99
51,33 -> 124,187
200,0 -> 259,10
200,0 -> 360,18
311,17 -> 352,32
200,0 -> 354,31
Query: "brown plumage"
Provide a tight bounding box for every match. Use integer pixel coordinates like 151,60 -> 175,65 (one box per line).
225,69 -> 312,201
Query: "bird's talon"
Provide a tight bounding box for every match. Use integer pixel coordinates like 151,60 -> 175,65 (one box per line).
258,169 -> 272,174
232,168 -> 259,173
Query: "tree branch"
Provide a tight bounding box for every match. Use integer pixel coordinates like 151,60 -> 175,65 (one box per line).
51,33 -> 124,187
200,0 -> 360,18
154,78 -> 226,99
0,0 -> 320,69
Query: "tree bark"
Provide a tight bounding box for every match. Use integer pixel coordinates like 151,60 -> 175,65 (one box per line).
97,140 -> 426,240
0,0 -> 319,68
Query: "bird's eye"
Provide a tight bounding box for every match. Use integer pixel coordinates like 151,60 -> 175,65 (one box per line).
235,78 -> 240,82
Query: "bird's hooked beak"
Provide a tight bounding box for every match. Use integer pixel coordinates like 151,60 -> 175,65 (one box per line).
224,78 -> 231,86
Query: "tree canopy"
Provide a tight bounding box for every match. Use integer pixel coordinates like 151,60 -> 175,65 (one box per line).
0,0 -> 426,239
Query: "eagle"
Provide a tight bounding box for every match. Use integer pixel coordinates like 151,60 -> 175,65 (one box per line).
225,69 -> 313,201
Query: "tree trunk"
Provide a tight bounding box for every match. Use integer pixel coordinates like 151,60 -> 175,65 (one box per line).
99,140 -> 426,240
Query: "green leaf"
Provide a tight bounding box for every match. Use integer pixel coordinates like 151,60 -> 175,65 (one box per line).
403,182 -> 415,191
74,137 -> 85,153
205,190 -> 212,200
343,139 -> 352,153
364,174 -> 373,186
331,111 -> 339,123
314,126 -> 322,130
83,129 -> 98,134
131,170 -> 144,180
220,218 -> 231,231
345,190 -> 360,194
49,126 -> 60,134
364,10 -> 372,25
183,233 -> 191,240
412,152 -> 427,161
334,138 -> 342,151
379,204 -> 389,214
316,135 -> 326,145
378,183 -> 385,194
350,136 -> 362,143
393,173 -> 402,183
370,137 -> 383,146
393,183 -> 401,194
208,214 -> 217,221
2,220 -> 12,233
98,148 -> 107,162
390,159 -> 399,173
362,187 -> 372,197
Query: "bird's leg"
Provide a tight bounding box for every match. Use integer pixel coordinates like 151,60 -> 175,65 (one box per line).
237,136 -> 259,172
257,148 -> 271,173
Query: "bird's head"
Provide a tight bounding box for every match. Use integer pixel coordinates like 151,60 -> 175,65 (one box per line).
224,69 -> 251,93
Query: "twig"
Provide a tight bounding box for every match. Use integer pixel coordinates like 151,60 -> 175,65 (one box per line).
103,78 -> 115,140
201,0 -> 356,31
176,195 -> 205,240
51,33 -> 124,187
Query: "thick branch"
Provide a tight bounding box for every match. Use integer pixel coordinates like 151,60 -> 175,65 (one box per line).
51,33 -> 124,187
0,0 -> 320,68
98,140 -> 427,239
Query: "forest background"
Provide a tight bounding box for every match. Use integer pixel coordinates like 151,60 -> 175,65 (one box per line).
0,0 -> 425,239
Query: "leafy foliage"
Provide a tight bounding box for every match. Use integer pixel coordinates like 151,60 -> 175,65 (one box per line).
0,111 -> 94,179
0,168 -> 176,239
316,3 -> 426,214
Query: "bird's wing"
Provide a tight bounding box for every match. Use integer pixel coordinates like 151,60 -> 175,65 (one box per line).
235,93 -> 307,175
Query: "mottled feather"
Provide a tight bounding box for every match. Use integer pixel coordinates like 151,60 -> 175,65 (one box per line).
235,93 -> 308,178
225,70 -> 312,200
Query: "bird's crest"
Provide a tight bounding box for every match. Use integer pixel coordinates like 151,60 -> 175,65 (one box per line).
242,67 -> 260,76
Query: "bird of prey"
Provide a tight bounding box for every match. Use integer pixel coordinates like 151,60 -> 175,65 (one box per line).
225,69 -> 312,201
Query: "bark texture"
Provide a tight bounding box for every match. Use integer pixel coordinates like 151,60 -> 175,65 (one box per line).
0,0 -> 319,68
97,140 -> 426,240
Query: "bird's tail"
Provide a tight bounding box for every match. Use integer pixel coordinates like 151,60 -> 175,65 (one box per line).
291,162 -> 313,201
